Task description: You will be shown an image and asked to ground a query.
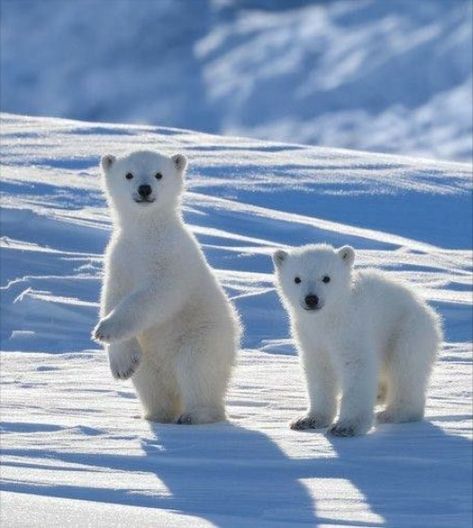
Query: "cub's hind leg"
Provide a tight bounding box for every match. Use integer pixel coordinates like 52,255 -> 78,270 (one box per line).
132,358 -> 181,423
174,330 -> 235,425
377,315 -> 439,424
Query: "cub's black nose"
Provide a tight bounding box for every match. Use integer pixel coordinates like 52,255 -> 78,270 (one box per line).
138,184 -> 152,198
305,294 -> 319,308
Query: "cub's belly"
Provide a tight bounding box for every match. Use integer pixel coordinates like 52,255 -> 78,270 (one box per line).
138,321 -> 185,362
137,308 -> 217,358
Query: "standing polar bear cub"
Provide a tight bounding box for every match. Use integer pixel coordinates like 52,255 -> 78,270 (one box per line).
274,244 -> 441,437
93,150 -> 240,424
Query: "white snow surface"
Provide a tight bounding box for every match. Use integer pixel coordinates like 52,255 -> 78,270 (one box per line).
1,113 -> 472,527
1,0 -> 472,163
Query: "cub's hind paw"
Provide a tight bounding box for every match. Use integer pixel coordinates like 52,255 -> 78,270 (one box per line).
176,407 -> 225,425
376,408 -> 423,424
176,414 -> 193,425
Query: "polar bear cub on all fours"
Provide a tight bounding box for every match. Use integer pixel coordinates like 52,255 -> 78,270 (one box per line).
93,150 -> 240,425
273,244 -> 442,437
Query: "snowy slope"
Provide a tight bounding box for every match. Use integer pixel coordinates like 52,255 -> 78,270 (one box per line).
1,0 -> 472,163
1,113 -> 472,527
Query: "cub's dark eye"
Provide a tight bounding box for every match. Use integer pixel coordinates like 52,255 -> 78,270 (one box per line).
155,172 -> 163,180
125,172 -> 133,180
294,277 -> 301,284
322,276 -> 331,283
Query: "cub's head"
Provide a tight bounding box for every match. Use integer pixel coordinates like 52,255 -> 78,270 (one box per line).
273,244 -> 355,314
100,150 -> 187,218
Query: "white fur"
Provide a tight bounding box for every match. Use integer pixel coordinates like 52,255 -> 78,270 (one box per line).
93,150 -> 240,424
274,244 -> 442,437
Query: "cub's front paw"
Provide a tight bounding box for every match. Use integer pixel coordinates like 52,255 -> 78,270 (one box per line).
109,345 -> 142,380
290,414 -> 331,431
328,418 -> 371,437
93,316 -> 127,344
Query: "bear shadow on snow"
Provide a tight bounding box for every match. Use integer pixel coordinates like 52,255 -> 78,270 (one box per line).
296,421 -> 472,527
1,420 -> 470,527
143,420 -> 471,528
141,422 -> 320,526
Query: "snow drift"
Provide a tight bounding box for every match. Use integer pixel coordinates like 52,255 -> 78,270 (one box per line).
0,113 -> 472,527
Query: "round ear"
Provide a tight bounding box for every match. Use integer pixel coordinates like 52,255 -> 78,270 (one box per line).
272,249 -> 289,268
171,153 -> 188,173
101,154 -> 116,172
338,245 -> 355,266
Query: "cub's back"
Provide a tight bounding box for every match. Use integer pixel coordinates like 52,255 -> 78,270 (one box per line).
352,270 -> 428,339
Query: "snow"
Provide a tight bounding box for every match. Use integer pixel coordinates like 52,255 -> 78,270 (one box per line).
1,112 -> 472,527
1,0 -> 472,163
